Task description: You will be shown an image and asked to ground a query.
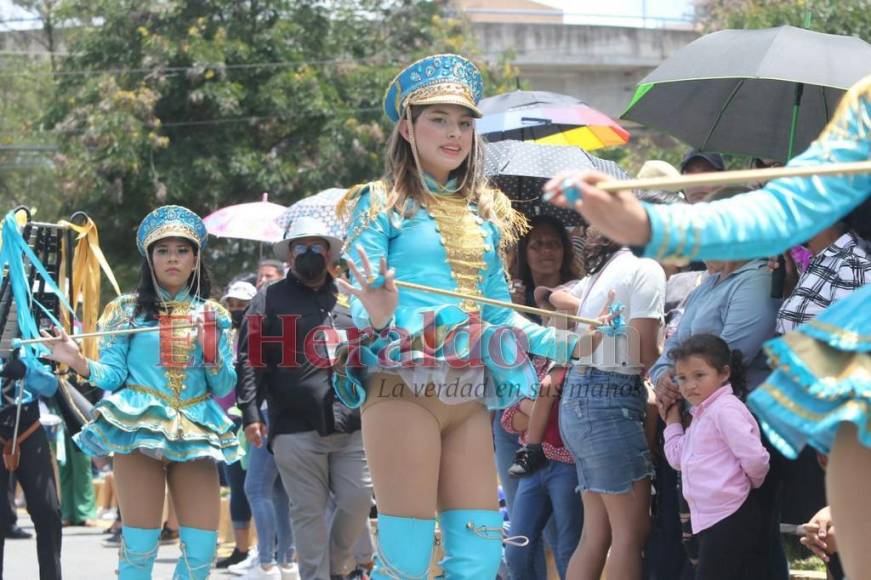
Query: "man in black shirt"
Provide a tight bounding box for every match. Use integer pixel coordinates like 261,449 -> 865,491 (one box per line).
0,355 -> 62,580
236,217 -> 372,580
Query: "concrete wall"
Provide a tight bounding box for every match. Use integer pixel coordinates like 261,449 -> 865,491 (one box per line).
455,0 -> 563,24
471,22 -> 700,118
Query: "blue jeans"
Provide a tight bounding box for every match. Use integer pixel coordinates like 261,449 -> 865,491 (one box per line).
505,460 -> 582,579
492,411 -> 552,579
244,439 -> 294,565
560,368 -> 654,494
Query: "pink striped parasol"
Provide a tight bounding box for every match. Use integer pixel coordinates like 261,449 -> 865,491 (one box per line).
203,193 -> 286,242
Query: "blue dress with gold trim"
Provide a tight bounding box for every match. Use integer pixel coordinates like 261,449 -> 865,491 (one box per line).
73,290 -> 242,463
637,75 -> 871,458
333,177 -> 579,410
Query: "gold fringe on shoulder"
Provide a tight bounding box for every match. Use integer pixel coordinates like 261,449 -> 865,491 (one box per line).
338,180 -> 395,254
484,186 -> 529,251
98,294 -> 137,330
336,180 -> 391,221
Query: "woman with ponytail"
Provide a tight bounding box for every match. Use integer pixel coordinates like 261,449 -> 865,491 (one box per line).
43,206 -> 240,579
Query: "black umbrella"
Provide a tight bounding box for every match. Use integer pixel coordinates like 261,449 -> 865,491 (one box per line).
622,25 -> 871,161
484,140 -> 629,227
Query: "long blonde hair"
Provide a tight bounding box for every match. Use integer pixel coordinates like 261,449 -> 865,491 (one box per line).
338,105 -> 528,251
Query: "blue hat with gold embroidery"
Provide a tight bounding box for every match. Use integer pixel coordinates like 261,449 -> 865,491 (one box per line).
384,54 -> 484,123
136,205 -> 208,256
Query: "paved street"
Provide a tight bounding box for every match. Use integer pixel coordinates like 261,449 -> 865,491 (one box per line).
5,511 -> 236,580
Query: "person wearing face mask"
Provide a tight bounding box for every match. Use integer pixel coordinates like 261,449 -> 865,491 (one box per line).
214,281 -> 258,571
236,216 -> 372,580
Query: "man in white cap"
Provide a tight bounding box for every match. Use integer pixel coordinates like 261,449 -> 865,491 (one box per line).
236,217 -> 372,580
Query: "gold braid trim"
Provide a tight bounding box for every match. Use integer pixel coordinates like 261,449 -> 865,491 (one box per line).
425,194 -> 487,312
338,177 -> 529,253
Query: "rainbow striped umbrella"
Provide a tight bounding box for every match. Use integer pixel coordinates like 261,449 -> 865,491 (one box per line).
477,91 -> 630,151
203,193 -> 286,243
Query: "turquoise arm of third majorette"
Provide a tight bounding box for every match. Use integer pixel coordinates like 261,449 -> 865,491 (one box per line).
642,87 -> 870,263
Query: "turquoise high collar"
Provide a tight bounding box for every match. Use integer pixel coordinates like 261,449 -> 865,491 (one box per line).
423,173 -> 460,196
157,286 -> 192,302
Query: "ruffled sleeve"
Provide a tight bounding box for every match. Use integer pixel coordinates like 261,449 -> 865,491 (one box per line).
86,295 -> 135,391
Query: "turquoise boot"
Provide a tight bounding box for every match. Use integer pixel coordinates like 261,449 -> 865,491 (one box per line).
173,527 -> 217,580
371,514 -> 437,579
438,510 -> 504,580
118,526 -> 161,579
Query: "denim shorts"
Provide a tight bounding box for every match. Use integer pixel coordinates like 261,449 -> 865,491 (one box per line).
559,367 -> 654,494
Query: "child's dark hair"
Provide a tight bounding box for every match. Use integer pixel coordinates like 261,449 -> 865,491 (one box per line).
668,334 -> 747,397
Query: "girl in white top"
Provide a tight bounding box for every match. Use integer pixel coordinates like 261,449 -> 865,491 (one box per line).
554,229 -> 665,580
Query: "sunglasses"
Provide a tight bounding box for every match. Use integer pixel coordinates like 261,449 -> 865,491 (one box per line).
291,242 -> 327,256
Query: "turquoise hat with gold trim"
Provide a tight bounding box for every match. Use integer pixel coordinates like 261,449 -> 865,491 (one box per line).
383,54 -> 484,123
136,205 -> 208,256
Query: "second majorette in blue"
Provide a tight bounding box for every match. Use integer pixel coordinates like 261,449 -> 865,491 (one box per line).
333,54 -> 608,579
45,205 -> 239,580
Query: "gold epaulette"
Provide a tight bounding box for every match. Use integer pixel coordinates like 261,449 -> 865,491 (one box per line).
336,180 -> 391,221
340,180 -> 393,253
97,294 -> 138,329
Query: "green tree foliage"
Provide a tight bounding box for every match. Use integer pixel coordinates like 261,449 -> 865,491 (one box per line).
699,0 -> 871,41
0,0 -> 64,218
37,0 -> 517,289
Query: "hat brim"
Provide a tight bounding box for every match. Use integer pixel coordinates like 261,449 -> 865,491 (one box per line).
406,94 -> 482,118
273,235 -> 343,262
141,226 -> 202,255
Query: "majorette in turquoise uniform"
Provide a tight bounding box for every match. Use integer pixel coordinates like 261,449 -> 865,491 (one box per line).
46,205 -> 238,579
333,54 -> 585,580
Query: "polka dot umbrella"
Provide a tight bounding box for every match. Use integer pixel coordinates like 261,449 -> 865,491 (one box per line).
484,140 -> 630,227
276,187 -> 348,240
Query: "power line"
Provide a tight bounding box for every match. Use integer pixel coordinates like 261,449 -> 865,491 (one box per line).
0,55 -> 399,78
0,106 -> 383,136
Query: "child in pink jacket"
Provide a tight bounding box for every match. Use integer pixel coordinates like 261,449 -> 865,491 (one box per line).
662,334 -> 770,580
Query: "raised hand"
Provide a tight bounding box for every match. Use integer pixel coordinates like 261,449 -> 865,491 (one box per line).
336,245 -> 399,330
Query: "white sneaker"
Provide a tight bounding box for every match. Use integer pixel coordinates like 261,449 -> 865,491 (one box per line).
227,547 -> 259,576
279,562 -> 300,580
237,563 -> 282,579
